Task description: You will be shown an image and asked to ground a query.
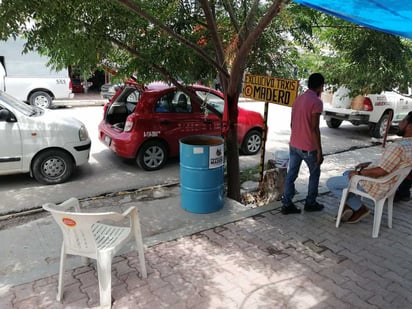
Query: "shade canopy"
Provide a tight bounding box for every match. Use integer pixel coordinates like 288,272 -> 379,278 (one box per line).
293,0 -> 412,40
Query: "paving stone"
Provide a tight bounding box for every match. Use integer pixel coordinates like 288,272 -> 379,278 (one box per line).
3,191 -> 412,308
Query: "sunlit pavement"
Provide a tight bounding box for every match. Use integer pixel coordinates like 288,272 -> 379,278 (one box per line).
1,189 -> 411,308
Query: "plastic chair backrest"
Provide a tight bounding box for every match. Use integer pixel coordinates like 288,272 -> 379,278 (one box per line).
349,165 -> 412,201
43,198 -> 126,257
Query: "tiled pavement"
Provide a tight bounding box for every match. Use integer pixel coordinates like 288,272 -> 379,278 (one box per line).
2,192 -> 411,308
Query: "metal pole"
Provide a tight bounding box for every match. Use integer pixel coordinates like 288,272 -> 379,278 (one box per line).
382,110 -> 393,148
259,102 -> 269,184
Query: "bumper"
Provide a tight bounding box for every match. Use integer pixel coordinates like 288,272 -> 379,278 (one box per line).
70,141 -> 91,166
98,124 -> 139,158
323,111 -> 370,123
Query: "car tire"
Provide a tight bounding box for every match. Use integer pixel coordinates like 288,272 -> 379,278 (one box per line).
32,149 -> 74,184
137,141 -> 168,171
30,91 -> 52,109
241,129 -> 262,155
326,118 -> 342,129
370,112 -> 390,138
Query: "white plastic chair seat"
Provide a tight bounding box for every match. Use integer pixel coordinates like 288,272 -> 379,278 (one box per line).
43,197 -> 147,308
336,166 -> 412,238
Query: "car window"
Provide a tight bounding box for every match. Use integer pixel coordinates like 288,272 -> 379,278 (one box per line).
171,92 -> 192,113
0,91 -> 35,116
196,91 -> 224,113
155,92 -> 173,113
112,87 -> 140,115
126,90 -> 140,104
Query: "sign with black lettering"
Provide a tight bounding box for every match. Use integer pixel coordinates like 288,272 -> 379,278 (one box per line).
242,74 -> 299,107
209,144 -> 224,169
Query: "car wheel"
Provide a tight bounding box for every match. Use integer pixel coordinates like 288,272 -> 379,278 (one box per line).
32,150 -> 74,184
30,91 -> 52,109
326,118 -> 342,129
137,141 -> 168,171
370,112 -> 390,138
241,129 -> 262,155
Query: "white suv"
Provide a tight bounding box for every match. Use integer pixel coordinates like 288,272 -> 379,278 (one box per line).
0,91 -> 91,184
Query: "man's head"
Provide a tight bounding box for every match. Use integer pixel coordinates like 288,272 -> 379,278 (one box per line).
308,73 -> 325,96
397,111 -> 412,137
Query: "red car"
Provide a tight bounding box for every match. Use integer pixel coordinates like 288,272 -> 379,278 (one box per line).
98,83 -> 264,170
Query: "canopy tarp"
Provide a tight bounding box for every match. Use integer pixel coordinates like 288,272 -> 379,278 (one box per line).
293,0 -> 412,40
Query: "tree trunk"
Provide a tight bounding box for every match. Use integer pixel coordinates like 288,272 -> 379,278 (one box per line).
225,93 -> 241,201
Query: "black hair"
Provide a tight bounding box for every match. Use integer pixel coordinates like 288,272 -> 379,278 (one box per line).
407,111 -> 412,124
308,73 -> 325,90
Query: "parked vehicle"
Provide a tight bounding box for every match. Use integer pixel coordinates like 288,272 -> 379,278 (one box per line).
323,87 -> 412,138
98,83 -> 264,170
0,37 -> 73,109
100,83 -> 118,100
0,91 -> 91,184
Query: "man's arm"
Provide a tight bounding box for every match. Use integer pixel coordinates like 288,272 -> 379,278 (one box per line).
349,166 -> 389,179
311,112 -> 323,165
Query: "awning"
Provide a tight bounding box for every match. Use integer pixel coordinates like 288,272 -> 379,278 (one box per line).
293,0 -> 412,40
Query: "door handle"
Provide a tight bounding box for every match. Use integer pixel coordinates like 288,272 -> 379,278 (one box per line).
160,120 -> 171,125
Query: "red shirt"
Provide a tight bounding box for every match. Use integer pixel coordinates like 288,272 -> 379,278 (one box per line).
290,89 -> 323,151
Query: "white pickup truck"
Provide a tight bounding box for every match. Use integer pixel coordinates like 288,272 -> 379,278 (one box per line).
323,88 -> 412,138
0,38 -> 73,109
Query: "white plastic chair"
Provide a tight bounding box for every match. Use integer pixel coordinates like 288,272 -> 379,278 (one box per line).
336,166 -> 412,238
43,197 -> 147,308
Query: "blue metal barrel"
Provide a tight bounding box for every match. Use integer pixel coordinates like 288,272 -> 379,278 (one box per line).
179,135 -> 224,213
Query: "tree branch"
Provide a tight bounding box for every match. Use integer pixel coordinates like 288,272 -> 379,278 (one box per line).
198,0 -> 229,90
115,0 -> 228,78
228,0 -> 289,94
112,38 -> 200,102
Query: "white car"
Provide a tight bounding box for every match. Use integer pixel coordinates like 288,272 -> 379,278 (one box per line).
0,91 -> 91,184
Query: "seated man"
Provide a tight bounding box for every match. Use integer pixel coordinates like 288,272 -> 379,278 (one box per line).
327,112 -> 412,224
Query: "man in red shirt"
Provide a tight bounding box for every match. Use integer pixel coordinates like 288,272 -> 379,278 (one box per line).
281,73 -> 325,214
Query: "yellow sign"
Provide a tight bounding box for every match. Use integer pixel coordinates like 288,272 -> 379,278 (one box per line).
242,74 -> 299,107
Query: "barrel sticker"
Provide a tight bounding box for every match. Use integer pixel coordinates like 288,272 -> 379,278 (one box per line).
209,145 -> 224,168
193,147 -> 204,154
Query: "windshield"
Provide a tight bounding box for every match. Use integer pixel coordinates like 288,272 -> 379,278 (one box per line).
0,91 -> 40,116
196,91 -> 224,114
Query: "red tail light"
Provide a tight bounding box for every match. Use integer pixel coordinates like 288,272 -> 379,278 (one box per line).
363,97 -> 373,111
124,114 -> 134,132
69,79 -> 73,91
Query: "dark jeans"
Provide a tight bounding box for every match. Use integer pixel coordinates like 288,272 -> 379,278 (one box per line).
396,173 -> 412,199
282,146 -> 321,206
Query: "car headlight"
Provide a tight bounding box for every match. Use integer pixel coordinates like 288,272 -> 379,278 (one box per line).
79,125 -> 89,141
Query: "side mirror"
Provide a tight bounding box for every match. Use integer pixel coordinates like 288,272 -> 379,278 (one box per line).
0,109 -> 15,122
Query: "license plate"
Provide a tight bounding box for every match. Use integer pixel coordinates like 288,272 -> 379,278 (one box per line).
104,135 -> 111,146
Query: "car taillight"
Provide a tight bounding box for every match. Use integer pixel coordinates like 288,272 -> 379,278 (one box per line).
69,79 -> 73,91
363,97 -> 373,111
124,115 -> 134,132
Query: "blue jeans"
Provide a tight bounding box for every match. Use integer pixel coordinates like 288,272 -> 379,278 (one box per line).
326,170 -> 370,211
282,146 -> 321,206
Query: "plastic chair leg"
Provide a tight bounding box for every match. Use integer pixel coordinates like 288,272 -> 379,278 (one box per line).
134,232 -> 147,278
96,251 -> 113,308
387,195 -> 394,228
132,211 -> 147,278
336,189 -> 348,228
57,244 -> 66,302
372,200 -> 385,238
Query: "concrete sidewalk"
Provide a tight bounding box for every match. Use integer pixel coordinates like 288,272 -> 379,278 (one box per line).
1,191 -> 411,308
1,144 -> 411,308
